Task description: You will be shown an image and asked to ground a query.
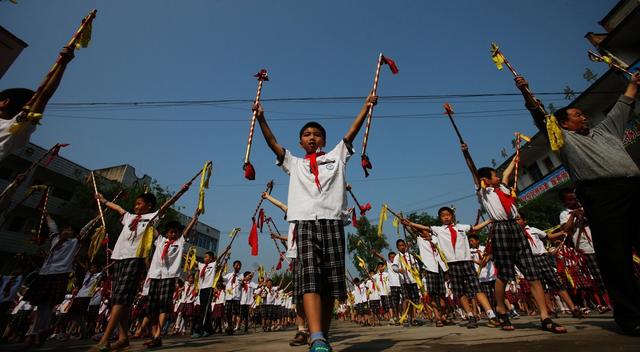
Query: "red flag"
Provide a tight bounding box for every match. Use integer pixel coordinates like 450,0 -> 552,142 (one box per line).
244,162 -> 256,180
361,155 -> 372,178
359,202 -> 372,216
43,143 -> 70,167
249,220 -> 259,256
254,69 -> 269,81
258,209 -> 265,232
276,252 -> 284,270
381,55 -> 399,74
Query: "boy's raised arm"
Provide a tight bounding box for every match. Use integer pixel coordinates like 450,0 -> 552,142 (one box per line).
182,209 -> 202,241
29,47 -> 75,115
343,92 -> 378,144
96,193 -> 126,216
262,192 -> 288,213
461,144 -> 481,188
471,219 -> 493,232
254,102 -> 285,160
501,156 -> 517,186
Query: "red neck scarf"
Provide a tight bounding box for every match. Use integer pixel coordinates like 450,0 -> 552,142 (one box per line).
304,151 -> 325,191
521,225 -> 536,248
161,239 -> 176,261
494,187 -> 515,217
129,214 -> 142,231
447,224 -> 457,253
200,263 -> 208,279
231,273 -> 237,285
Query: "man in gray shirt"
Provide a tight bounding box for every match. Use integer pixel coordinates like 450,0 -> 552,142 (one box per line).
515,72 -> 640,335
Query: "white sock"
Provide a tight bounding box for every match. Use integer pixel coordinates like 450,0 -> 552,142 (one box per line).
487,310 -> 496,319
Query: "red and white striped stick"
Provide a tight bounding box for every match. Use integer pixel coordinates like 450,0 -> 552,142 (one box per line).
243,70 -> 269,180
360,53 -> 383,177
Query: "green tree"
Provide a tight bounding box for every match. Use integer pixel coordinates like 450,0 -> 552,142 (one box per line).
347,216 -> 388,278
518,194 -> 564,230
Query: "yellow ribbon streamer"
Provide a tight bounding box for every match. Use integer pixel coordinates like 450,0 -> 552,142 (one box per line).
398,300 -> 425,324
546,114 -> 564,151
183,246 -> 197,272
197,161 -> 213,213
76,19 -> 93,49
399,254 -> 424,292
490,43 -> 505,71
88,226 -> 106,262
9,112 -> 43,135
564,267 -> 575,289
377,204 -> 388,237
135,224 -> 155,258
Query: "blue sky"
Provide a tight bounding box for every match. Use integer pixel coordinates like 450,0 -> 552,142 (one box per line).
1,0 -> 616,272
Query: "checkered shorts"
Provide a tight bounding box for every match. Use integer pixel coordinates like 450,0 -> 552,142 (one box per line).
111,258 -> 146,306
389,286 -> 402,310
490,221 -> 540,281
380,295 -> 391,311
480,280 -> 496,307
263,304 -> 276,320
24,273 -> 69,306
584,254 -> 605,291
532,255 -> 563,292
294,220 -> 346,300
425,269 -> 446,298
447,261 -> 481,297
402,283 -> 420,304
369,299 -> 382,315
356,302 -> 370,315
224,299 -> 241,317
147,278 -> 176,314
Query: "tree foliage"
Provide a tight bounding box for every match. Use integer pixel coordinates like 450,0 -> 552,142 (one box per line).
346,216 -> 388,279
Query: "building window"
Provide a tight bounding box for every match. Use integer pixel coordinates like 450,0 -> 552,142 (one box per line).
210,238 -> 218,252
7,216 -> 26,232
542,156 -> 555,173
527,163 -> 544,182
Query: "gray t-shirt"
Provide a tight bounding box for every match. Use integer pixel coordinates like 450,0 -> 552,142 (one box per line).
558,95 -> 639,181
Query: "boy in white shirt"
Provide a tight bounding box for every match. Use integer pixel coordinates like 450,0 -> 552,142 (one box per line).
403,208 -> 499,329
263,279 -> 279,332
392,239 -> 423,327
365,269 -> 382,325
223,260 -> 244,334
254,91 -> 377,351
372,262 -> 390,322
240,271 -> 258,333
144,215 -> 199,348
95,188 -> 187,350
461,144 -> 566,333
372,250 -> 402,324
23,214 -> 80,346
193,251 -> 217,337
558,189 -> 611,311
469,235 -> 496,307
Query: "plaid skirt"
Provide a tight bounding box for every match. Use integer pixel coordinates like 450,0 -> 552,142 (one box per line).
561,266 -> 593,290
480,280 -> 496,307
505,290 -> 518,304
355,302 -> 370,315
111,258 -> 146,306
533,255 -> 563,292
448,261 -> 481,297
263,304 -> 276,320
490,221 -> 540,281
584,254 -> 605,291
212,304 -> 225,319
24,273 -> 69,306
402,283 -> 420,304
381,295 -> 391,311
388,286 -> 401,310
147,278 -> 176,315
425,269 -> 446,298
224,299 -> 241,317
294,220 -> 346,301
369,299 -> 382,315
178,302 -> 195,317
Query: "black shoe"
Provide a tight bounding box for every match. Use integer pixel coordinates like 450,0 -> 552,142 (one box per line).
467,316 -> 478,329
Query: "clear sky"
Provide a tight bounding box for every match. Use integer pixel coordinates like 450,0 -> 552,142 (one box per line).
1,0 -> 616,273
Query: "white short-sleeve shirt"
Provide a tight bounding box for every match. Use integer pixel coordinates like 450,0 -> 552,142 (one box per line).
111,211 -> 159,260
430,224 -> 473,263
147,235 -> 185,279
392,252 -> 418,284
279,140 -> 353,221
39,236 -> 79,275
0,113 -> 37,163
265,286 -> 279,305
524,225 -> 548,256
470,245 -> 497,283
373,272 -> 390,296
77,272 -> 102,298
240,281 -> 258,305
559,209 -> 595,254
285,223 -> 297,259
477,184 -> 518,221
197,262 -> 217,290
416,236 -> 447,273
223,272 -> 244,301
365,279 -> 381,301
385,260 -> 401,287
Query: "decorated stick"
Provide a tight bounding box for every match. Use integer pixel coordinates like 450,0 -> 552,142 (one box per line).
243,69 -> 269,180
35,187 -> 51,242
0,143 -> 69,203
588,50 -> 634,76
265,217 -> 289,264
90,172 -> 107,229
443,103 -> 465,145
360,53 -> 399,177
18,10 -> 96,129
346,184 -> 372,216
252,180 -> 274,220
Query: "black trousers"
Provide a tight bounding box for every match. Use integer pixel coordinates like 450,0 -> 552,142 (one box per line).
576,176 -> 640,331
193,288 -> 214,334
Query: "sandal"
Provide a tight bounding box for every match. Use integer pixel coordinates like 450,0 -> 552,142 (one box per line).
541,318 -> 567,334
571,308 -> 585,319
436,320 -> 444,327
499,314 -> 515,331
109,339 -> 130,350
88,344 -> 111,352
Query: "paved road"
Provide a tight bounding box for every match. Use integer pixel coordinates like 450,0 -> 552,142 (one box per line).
7,313 -> 638,351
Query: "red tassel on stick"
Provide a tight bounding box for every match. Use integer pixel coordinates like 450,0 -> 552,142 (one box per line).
248,220 -> 259,256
